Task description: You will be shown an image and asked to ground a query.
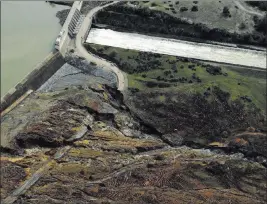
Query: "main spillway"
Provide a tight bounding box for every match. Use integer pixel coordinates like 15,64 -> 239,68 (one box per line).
86,28 -> 266,69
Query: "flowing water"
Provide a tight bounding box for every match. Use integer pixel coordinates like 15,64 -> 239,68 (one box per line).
1,1 -> 67,97
87,28 -> 266,69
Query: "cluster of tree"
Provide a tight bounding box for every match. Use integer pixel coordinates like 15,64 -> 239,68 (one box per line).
206,65 -> 223,75
146,81 -> 171,88
56,9 -> 70,26
85,44 -> 165,74
151,2 -> 157,7
253,14 -> 267,35
84,44 -> 122,68
191,73 -> 202,82
163,70 -> 172,76
171,64 -> 177,71
130,1 -> 140,6
156,75 -> 200,84
191,5 -> 198,12
180,7 -> 188,12
100,1 -> 113,6
213,86 -> 230,103
135,59 -> 161,73
246,1 -> 267,11
240,95 -> 252,103
188,64 -> 196,71
97,5 -> 266,46
81,1 -> 103,14
169,5 -> 177,14
222,6 -> 231,18
129,87 -> 140,93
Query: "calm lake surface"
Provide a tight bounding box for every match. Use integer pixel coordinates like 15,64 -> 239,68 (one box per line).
1,1 -> 66,97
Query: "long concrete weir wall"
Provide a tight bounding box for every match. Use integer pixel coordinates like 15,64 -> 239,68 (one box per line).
0,51 -> 65,112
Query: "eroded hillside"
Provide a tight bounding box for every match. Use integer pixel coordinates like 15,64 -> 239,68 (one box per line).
1,52 -> 266,203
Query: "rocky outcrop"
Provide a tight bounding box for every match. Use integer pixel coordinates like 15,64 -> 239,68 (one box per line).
1,59 -> 266,203
125,88 -> 265,147
1,82 -> 266,204
228,130 -> 267,158
7,147 -> 267,204
15,100 -> 92,148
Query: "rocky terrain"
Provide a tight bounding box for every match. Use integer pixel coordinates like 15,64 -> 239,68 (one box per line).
1,2 -> 266,203
1,51 -> 267,203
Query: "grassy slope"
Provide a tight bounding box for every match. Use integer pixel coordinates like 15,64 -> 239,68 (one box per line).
133,0 -> 258,34
87,43 -> 266,113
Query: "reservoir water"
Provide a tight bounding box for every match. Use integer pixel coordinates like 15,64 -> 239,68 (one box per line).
1,1 -> 67,97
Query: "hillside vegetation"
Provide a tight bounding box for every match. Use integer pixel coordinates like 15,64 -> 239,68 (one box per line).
86,44 -> 266,149
94,1 -> 267,46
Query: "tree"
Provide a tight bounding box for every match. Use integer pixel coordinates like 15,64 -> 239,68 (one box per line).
191,5 -> 198,12
254,14 -> 267,35
239,22 -> 246,30
246,1 -> 267,11
151,2 -> 157,7
109,51 -> 117,58
98,48 -> 104,53
142,74 -> 147,78
180,7 -> 188,12
222,6 -> 230,17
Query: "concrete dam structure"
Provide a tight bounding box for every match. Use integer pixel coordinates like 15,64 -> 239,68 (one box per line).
68,9 -> 85,38
0,52 -> 65,113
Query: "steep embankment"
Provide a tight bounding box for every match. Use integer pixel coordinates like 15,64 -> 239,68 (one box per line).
1,83 -> 267,204
1,47 -> 266,203
86,44 -> 267,159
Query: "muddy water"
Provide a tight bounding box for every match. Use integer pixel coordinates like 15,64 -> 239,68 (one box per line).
1,1 -> 67,97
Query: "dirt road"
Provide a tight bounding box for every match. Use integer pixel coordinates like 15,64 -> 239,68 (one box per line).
75,1 -> 128,92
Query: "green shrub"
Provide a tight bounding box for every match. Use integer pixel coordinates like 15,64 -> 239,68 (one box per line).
222,6 -> 231,17
191,5 -> 198,12
151,2 -> 157,7
180,7 -> 188,12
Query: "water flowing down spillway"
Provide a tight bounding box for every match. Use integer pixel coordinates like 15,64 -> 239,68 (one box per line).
86,28 -> 266,69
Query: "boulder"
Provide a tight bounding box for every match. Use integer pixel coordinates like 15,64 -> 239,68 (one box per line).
162,132 -> 184,146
